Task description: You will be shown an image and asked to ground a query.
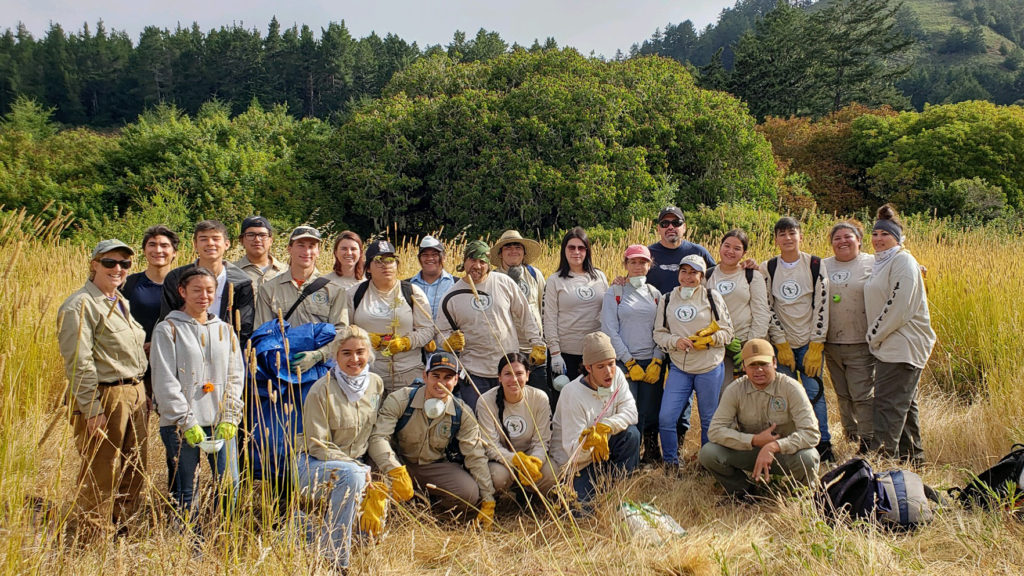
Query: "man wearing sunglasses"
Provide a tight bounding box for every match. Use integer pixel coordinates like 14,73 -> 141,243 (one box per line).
160,220 -> 255,345
235,215 -> 287,293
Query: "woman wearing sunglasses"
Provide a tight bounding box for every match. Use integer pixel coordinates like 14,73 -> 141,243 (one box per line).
349,240 -> 436,393
57,239 -> 149,539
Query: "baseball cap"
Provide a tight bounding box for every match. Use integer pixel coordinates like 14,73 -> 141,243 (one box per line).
91,239 -> 135,259
289,226 -> 322,243
678,254 -> 706,273
425,351 -> 461,374
240,216 -> 273,236
365,239 -> 397,262
623,244 -> 652,262
741,339 -> 775,365
419,235 -> 444,255
658,206 -> 685,222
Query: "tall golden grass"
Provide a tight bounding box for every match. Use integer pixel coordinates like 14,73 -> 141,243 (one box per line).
1,209 -> 1023,575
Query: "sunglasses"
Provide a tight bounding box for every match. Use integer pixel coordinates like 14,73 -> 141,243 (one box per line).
659,219 -> 684,228
98,258 -> 132,270
373,255 -> 398,264
566,245 -> 587,252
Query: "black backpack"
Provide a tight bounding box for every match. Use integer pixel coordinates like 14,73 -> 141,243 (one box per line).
819,458 -> 878,520
949,444 -> 1024,510
394,381 -> 464,465
819,458 -> 936,529
352,279 -> 415,313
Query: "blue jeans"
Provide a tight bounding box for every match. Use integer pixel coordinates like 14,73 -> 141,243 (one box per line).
659,362 -> 724,463
620,359 -> 663,435
573,426 -> 640,502
777,344 -> 831,443
459,375 -> 498,412
295,453 -> 369,570
159,425 -> 240,514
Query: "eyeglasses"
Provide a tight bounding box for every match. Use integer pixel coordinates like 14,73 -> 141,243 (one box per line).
659,219 -> 683,228
566,245 -> 587,252
373,256 -> 398,265
98,258 -> 132,270
243,232 -> 271,240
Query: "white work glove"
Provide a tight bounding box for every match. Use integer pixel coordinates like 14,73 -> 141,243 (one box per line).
550,353 -> 567,376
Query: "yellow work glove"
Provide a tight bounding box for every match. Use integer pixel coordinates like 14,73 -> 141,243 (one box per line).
803,341 -> 825,378
530,345 -> 547,366
689,334 -> 715,350
359,481 -> 389,536
384,336 -> 411,355
387,465 -> 415,502
579,422 -> 613,462
775,342 -> 796,372
443,330 -> 465,353
475,499 -> 496,530
369,333 -> 385,349
511,451 -> 544,485
625,359 -> 645,381
183,425 -> 206,446
424,340 -> 437,353
643,358 -> 663,384
215,422 -> 237,441
695,319 -> 721,338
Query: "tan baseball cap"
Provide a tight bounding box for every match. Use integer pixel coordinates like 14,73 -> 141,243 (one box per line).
741,339 -> 775,366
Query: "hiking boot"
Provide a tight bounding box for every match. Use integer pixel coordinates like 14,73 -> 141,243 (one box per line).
816,441 -> 835,463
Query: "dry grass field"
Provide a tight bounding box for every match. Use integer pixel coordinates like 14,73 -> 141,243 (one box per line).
1,209 -> 1022,575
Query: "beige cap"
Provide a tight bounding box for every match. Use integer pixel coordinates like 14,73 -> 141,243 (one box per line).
741,339 -> 775,366
489,230 -> 542,266
581,331 -> 616,366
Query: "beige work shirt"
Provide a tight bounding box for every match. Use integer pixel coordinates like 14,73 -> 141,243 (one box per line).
653,285 -> 733,374
299,370 -> 384,462
57,281 -> 148,419
762,252 -> 830,347
705,267 -> 771,342
476,385 -> 552,464
543,271 -> 608,356
348,281 -> 435,384
707,372 -> 820,455
495,264 -> 546,345
368,385 -> 494,501
255,267 -> 349,331
234,255 -> 287,293
824,253 -> 873,344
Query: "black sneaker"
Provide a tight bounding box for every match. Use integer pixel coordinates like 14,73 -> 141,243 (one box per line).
816,441 -> 835,462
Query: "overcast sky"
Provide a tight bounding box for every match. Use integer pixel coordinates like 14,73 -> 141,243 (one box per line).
2,0 -> 736,58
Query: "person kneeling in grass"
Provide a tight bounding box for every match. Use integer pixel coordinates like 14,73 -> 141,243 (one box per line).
296,325 -> 385,572
151,267 -> 244,517
698,339 -> 820,501
551,332 -> 640,505
368,352 -> 496,528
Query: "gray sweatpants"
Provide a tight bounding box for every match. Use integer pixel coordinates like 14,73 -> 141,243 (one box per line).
871,360 -> 924,462
824,342 -> 875,442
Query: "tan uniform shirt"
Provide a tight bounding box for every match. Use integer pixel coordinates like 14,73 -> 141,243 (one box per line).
348,281 -> 435,382
543,271 -> 608,355
495,264 -> 546,346
653,285 -> 733,374
234,255 -> 287,292
322,271 -> 360,291
476,385 -> 552,464
762,253 -> 830,347
437,273 -> 543,378
368,385 -> 494,501
864,249 -> 936,368
255,268 -> 349,332
57,282 -> 148,419
299,370 -> 384,462
824,253 -> 873,344
706,267 -> 771,342
708,372 -> 820,455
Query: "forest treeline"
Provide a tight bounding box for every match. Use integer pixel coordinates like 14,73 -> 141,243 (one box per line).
3,50 -> 1021,245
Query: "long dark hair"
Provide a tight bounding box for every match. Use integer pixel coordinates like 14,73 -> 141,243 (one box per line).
556,226 -> 598,280
332,231 -> 365,280
495,352 -> 531,449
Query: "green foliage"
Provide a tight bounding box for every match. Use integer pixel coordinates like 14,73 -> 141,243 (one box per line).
317,50 -> 777,237
1,95 -> 56,138
915,177 -> 1012,223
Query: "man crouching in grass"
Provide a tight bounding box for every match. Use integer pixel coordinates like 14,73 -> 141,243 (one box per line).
698,339 -> 820,501
367,352 -> 497,528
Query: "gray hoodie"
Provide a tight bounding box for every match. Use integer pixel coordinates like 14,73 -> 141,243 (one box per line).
151,310 -> 244,430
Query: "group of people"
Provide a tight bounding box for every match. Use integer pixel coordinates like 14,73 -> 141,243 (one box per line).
57,204 -> 935,571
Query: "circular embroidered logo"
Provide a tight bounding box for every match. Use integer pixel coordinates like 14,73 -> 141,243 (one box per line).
471,293 -> 492,311
779,280 -> 802,301
504,415 -> 527,439
674,305 -> 697,322
831,270 -> 851,284
575,286 -> 596,301
311,291 -> 329,305
716,280 -> 736,295
519,282 -> 530,297
367,300 -> 391,318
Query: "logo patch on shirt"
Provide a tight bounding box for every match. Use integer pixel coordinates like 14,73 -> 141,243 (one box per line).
716,280 -> 736,295
830,270 -> 850,284
369,393 -> 381,410
437,422 -> 452,439
770,396 -> 787,412
504,415 -> 527,438
470,293 -> 492,311
674,305 -> 697,322
659,263 -> 679,272
575,286 -> 596,301
778,280 -> 802,301
311,291 -> 329,305
367,300 -> 392,318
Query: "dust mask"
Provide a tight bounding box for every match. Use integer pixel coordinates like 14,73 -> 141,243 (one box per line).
678,286 -> 697,299
424,397 -> 446,419
628,276 -> 646,289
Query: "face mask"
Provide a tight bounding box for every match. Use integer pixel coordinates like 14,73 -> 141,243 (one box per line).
628,276 -> 646,289
595,385 -> 612,400
552,374 -> 571,392
678,286 -> 697,299
424,397 -> 446,419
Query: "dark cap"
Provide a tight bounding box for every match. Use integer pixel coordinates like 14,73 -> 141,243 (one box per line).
365,239 -> 397,262
240,216 -> 273,236
289,226 -> 322,243
91,239 -> 135,259
658,206 -> 685,222
425,351 -> 460,374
